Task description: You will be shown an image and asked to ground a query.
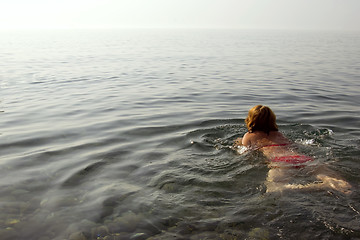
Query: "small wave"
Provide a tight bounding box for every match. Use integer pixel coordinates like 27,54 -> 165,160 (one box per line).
296,138 -> 316,145
61,161 -> 107,187
235,145 -> 250,154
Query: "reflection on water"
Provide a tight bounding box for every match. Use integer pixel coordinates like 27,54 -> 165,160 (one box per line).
0,29 -> 360,239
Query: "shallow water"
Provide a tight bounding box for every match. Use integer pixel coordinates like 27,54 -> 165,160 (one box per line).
0,29 -> 360,239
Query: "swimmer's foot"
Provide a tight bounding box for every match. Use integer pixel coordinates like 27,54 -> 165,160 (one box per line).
317,174 -> 352,194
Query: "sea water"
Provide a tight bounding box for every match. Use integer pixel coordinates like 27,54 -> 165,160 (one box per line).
0,29 -> 359,239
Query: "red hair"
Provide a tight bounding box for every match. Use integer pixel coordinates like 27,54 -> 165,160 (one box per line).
245,105 -> 278,134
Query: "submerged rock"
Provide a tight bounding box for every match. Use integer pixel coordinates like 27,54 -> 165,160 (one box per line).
68,231 -> 88,240
0,227 -> 17,239
130,232 -> 147,239
107,211 -> 144,233
248,227 -> 269,240
160,182 -> 181,193
5,218 -> 20,225
91,225 -> 109,239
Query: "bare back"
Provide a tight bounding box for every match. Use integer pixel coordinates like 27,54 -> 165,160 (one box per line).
242,131 -> 294,159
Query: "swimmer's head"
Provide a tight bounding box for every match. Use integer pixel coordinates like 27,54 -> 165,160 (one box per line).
245,105 -> 278,134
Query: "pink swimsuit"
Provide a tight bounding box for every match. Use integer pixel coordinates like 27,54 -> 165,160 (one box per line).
260,144 -> 313,165
271,155 -> 313,164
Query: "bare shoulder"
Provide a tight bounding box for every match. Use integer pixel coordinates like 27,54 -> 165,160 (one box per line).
242,132 -> 259,146
271,131 -> 285,138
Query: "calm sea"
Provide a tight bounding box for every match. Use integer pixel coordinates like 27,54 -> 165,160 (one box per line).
0,29 -> 359,240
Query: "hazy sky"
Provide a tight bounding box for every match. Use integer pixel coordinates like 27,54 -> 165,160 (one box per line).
0,0 -> 359,31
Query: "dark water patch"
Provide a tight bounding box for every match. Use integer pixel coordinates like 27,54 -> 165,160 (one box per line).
29,81 -> 46,84
61,161 -> 108,187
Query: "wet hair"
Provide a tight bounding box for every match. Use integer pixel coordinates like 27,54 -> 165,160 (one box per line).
245,105 -> 278,134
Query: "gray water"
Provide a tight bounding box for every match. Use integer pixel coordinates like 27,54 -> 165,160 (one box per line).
0,29 -> 360,240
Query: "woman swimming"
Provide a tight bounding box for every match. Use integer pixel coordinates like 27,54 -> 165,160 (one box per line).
234,105 -> 351,194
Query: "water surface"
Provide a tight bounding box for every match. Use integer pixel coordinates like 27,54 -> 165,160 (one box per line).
0,29 -> 360,239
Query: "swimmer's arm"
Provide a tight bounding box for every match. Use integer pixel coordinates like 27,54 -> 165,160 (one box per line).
241,132 -> 252,146
234,132 -> 252,146
233,137 -> 243,147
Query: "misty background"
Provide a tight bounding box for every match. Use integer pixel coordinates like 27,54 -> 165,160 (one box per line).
0,0 -> 359,31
